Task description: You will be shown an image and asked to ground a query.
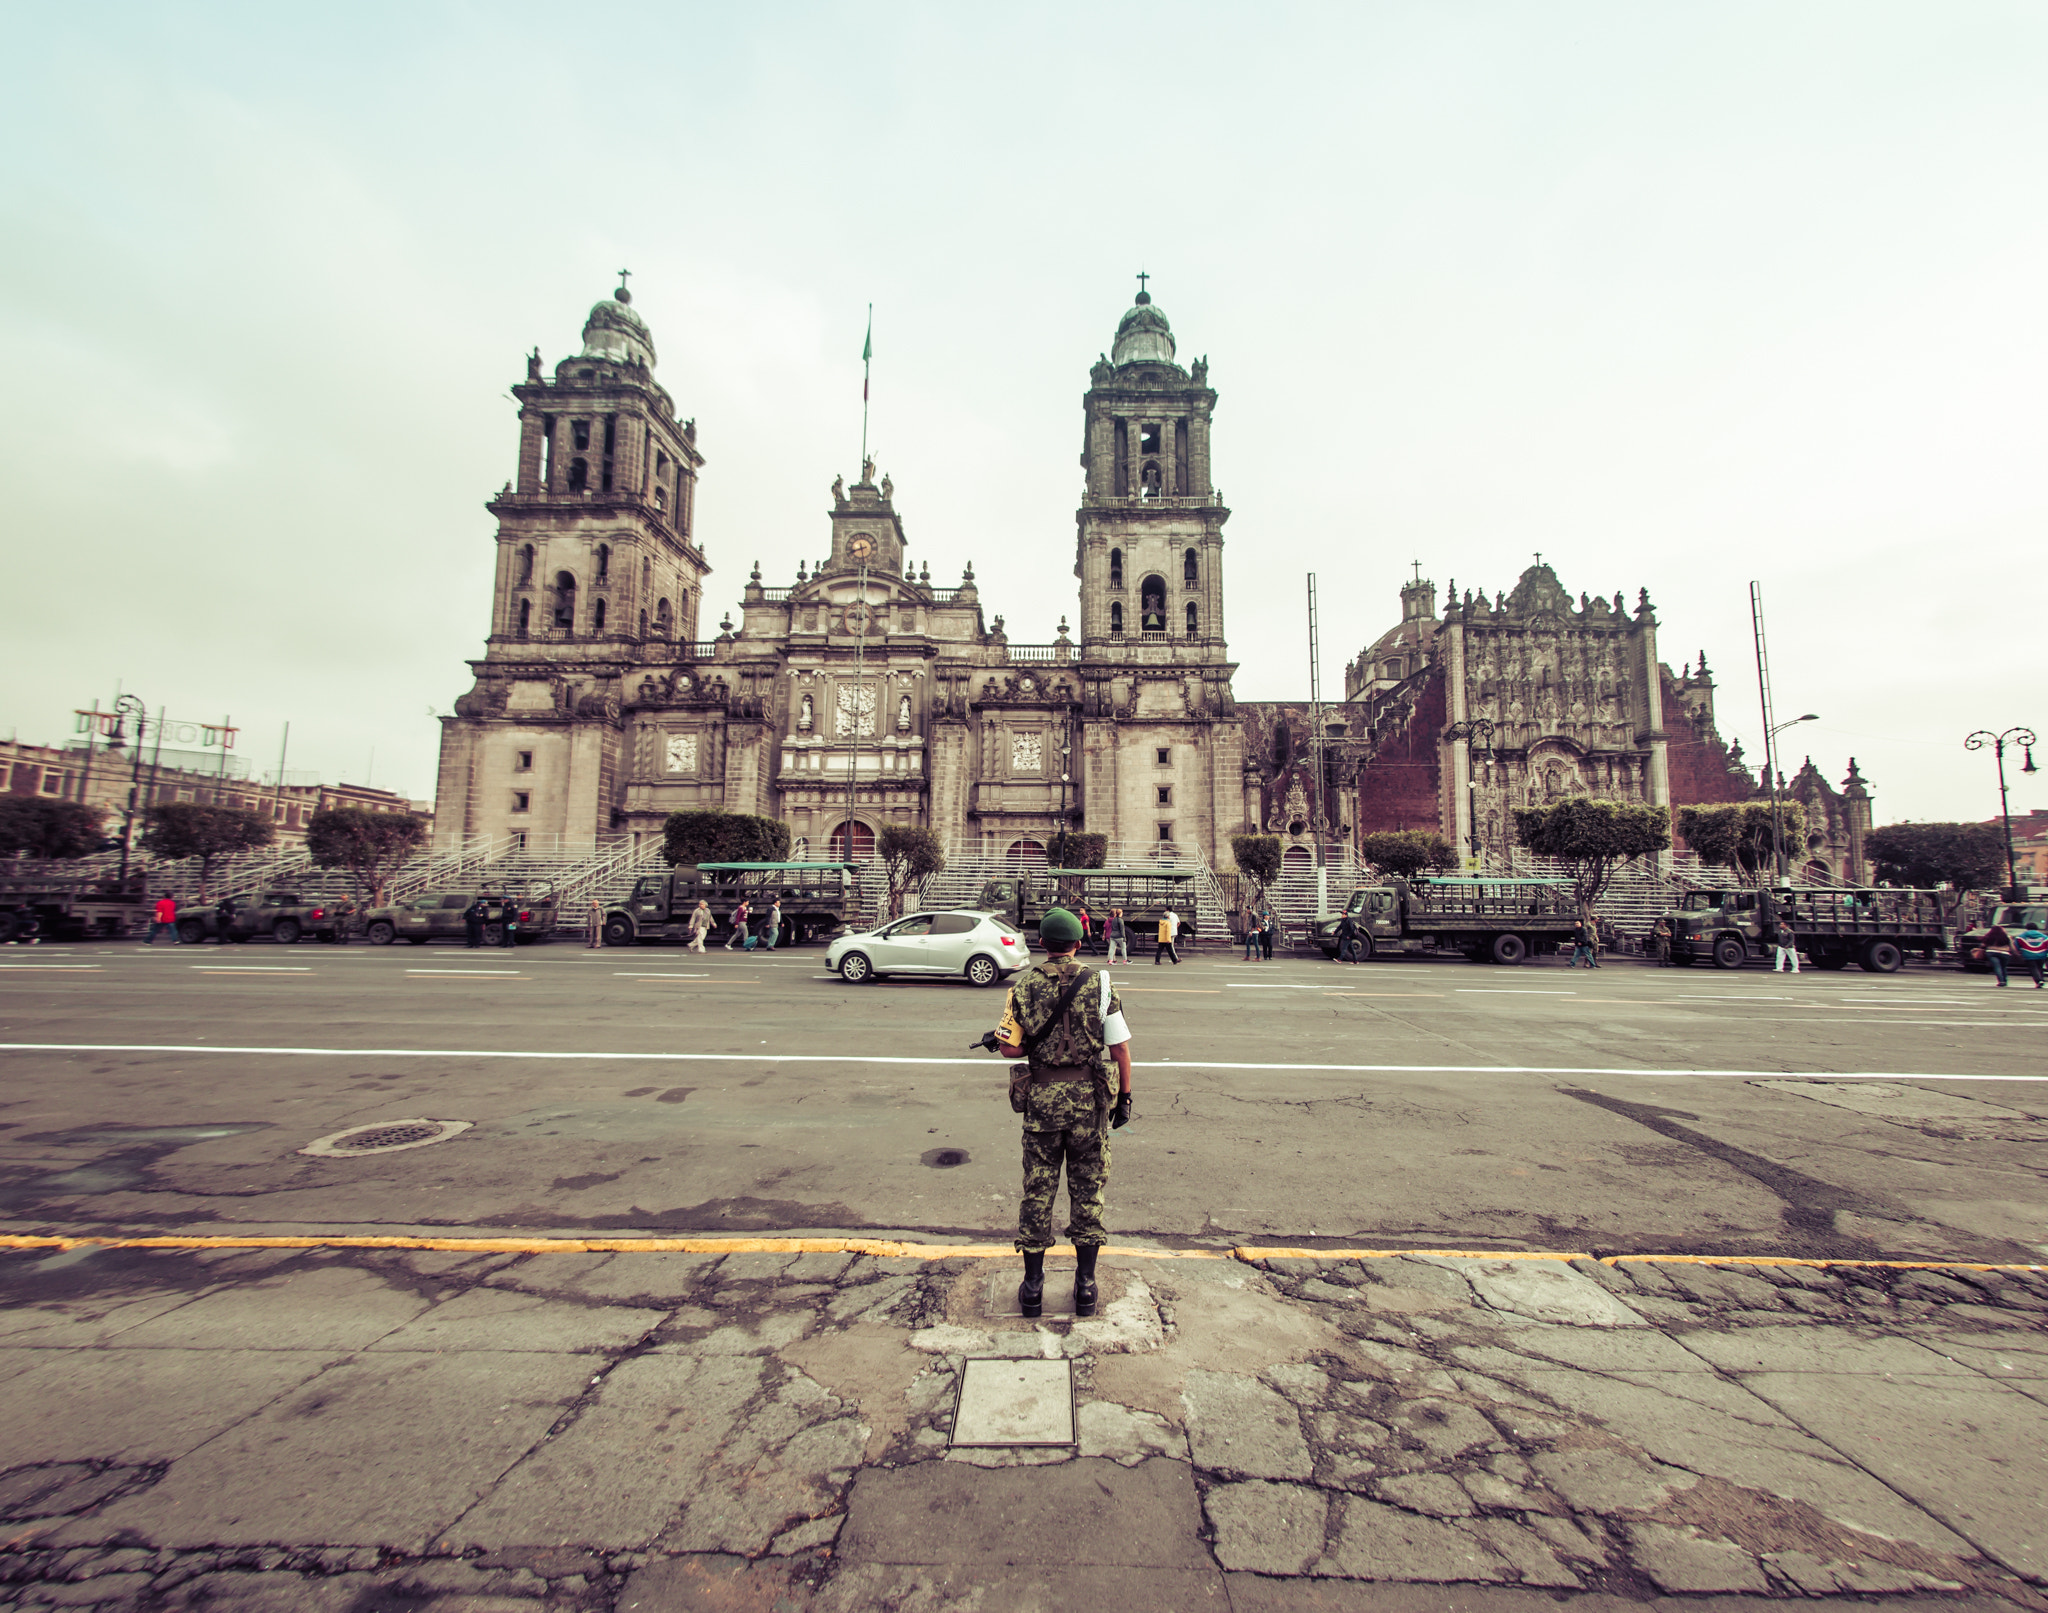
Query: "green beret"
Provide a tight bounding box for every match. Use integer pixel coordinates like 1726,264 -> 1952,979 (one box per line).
1039,908 -> 1083,946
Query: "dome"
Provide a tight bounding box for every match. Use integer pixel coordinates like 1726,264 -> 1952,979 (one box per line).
1111,292 -> 1176,366
581,286 -> 657,367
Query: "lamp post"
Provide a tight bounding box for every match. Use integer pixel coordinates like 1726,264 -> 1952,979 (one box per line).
1056,730 -> 1072,867
1963,726 -> 2038,893
1443,718 -> 1497,867
1764,713 -> 1819,882
105,694 -> 148,894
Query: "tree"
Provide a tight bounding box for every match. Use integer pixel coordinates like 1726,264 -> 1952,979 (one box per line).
1231,834 -> 1284,896
0,798 -> 107,861
305,809 -> 430,906
1047,831 -> 1107,869
1677,802 -> 1810,883
877,825 -> 946,919
661,810 -> 792,867
1864,821 -> 2007,890
1512,799 -> 1671,920
1357,829 -> 1457,880
142,803 -> 276,898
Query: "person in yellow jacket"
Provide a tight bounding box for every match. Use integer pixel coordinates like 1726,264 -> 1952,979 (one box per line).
1154,907 -> 1181,965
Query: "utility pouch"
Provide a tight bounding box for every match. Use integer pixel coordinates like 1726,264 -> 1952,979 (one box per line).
1009,1063 -> 1032,1114
1007,968 -> 1093,1114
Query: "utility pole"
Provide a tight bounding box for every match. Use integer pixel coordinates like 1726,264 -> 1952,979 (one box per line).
1749,583 -> 1787,884
1307,573 -> 1328,917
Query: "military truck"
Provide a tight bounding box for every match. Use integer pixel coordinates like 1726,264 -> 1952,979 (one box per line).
0,872 -> 147,942
1662,885 -> 1958,972
973,867 -> 1202,948
602,862 -> 857,947
1955,895 -> 2048,973
1309,877 -> 1580,965
361,885 -> 557,946
175,891 -> 346,945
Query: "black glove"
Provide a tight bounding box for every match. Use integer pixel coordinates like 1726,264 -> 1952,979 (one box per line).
1112,1092 -> 1133,1129
969,1029 -> 1003,1053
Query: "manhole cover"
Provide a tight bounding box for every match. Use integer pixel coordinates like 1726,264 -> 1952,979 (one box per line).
921,1147 -> 971,1168
299,1119 -> 472,1158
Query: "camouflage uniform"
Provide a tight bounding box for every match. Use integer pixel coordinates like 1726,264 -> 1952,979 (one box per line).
997,954 -> 1124,1253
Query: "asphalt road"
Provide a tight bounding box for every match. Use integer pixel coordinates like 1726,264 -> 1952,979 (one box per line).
2,939 -> 2044,1263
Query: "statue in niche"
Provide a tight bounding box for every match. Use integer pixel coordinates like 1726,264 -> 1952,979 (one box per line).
798,693 -> 814,732
897,694 -> 912,731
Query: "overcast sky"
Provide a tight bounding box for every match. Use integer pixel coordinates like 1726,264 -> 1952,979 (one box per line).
5,2 -> 2043,827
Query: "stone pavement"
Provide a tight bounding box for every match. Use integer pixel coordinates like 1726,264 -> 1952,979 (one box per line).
1,1240 -> 2045,1610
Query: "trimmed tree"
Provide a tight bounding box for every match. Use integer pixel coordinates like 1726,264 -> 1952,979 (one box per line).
1676,802 -> 1810,884
1231,834 -> 1284,897
0,798 -> 107,861
1512,799 -> 1671,922
1047,831 -> 1107,869
1864,821 -> 2007,890
1357,829 -> 1457,880
878,825 -> 946,919
305,809 -> 430,907
661,810 -> 792,867
141,803 -> 276,899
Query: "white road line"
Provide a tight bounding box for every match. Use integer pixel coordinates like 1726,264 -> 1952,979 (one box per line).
613,972 -> 710,978
1456,989 -> 1576,995
3,1042 -> 2041,1082
0,964 -> 102,970
404,969 -> 523,976
191,965 -> 313,972
1225,984 -> 1331,990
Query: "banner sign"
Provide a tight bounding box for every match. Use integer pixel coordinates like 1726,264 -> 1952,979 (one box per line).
75,710 -> 237,749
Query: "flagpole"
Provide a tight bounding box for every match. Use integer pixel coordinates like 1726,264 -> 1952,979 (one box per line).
860,303 -> 873,469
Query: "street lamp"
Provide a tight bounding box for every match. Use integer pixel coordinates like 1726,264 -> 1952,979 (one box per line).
1764,713 -> 1819,882
1054,731 -> 1073,866
1444,719 -> 1498,865
104,694 -> 148,893
1964,726 -> 2039,893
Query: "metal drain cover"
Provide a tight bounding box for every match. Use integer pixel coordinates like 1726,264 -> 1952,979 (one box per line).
300,1119 -> 472,1158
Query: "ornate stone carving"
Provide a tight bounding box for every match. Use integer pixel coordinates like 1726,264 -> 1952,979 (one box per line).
665,734 -> 699,774
1012,732 -> 1044,772
835,684 -> 876,737
897,694 -> 913,732
797,693 -> 814,732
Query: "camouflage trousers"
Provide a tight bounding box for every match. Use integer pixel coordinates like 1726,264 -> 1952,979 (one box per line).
1015,1076 -> 1111,1252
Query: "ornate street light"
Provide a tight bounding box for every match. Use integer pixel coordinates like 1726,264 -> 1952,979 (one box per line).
104,694 -> 149,893
1444,718 -> 1498,863
1964,726 -> 2039,893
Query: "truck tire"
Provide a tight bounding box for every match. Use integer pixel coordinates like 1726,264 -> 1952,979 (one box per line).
177,919 -> 205,944
1810,948 -> 1849,970
839,950 -> 874,984
1861,940 -> 1904,974
273,919 -> 301,945
602,916 -> 635,947
1489,933 -> 1527,966
1712,936 -> 1746,970
0,911 -> 18,943
482,924 -> 502,946
366,921 -> 396,946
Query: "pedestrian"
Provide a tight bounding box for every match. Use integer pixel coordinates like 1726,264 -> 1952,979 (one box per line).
1240,903 -> 1258,961
1650,915 -> 1673,967
1154,907 -> 1181,966
8,910 -> 40,946
499,895 -> 520,949
587,899 -> 603,948
687,899 -> 711,953
993,907 -> 1134,1320
1335,909 -> 1362,964
764,898 -> 783,951
1770,915 -> 1800,974
1568,918 -> 1598,969
150,893 -> 179,945
1982,920 -> 2013,987
214,896 -> 235,944
2011,923 -> 2048,989
1077,904 -> 1093,953
725,899 -> 750,951
464,894 -> 487,949
1105,906 -> 1129,964
1260,905 -> 1276,960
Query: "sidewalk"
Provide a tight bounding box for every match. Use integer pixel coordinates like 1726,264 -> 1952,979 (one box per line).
1,1237 -> 2044,1610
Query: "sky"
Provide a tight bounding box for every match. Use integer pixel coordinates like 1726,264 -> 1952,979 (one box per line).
3,1 -> 2043,827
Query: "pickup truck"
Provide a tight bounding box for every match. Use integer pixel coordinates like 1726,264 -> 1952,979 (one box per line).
1310,877 -> 1579,965
0,873 -> 148,942
361,887 -> 557,946
1662,885 -> 1958,972
176,891 -> 347,945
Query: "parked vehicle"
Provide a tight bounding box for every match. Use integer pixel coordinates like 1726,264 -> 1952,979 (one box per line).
974,867 -> 1201,948
828,910 -> 1032,986
603,862 -> 857,947
0,872 -> 147,942
1310,877 -> 1578,965
361,886 -> 556,946
1662,885 -> 1959,972
175,891 -> 345,945
1956,896 -> 2048,973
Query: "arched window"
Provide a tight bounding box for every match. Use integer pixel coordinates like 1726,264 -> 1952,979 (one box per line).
1108,548 -> 1123,587
1382,660 -> 1403,681
1140,575 -> 1167,633
593,598 -> 607,632
653,598 -> 672,638
553,571 -> 577,631
1110,601 -> 1124,636
595,543 -> 610,583
1140,460 -> 1162,497
1184,548 -> 1198,585
567,458 -> 588,492
1282,845 -> 1313,870
638,608 -> 647,639
517,544 -> 534,584
1003,838 -> 1047,868
1185,601 -> 1199,637
642,557 -> 652,590
517,598 -> 531,637
828,820 -> 877,861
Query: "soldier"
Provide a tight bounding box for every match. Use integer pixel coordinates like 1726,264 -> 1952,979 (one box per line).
994,907 -> 1134,1319
464,894 -> 487,949
499,895 -> 520,949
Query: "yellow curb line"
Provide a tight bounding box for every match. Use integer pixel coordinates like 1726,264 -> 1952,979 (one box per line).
0,1233 -> 2039,1274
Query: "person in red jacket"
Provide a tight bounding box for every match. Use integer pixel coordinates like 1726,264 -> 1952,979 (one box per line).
150,894 -> 179,945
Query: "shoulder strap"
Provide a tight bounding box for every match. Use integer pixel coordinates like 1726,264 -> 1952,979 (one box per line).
1019,966 -> 1093,1056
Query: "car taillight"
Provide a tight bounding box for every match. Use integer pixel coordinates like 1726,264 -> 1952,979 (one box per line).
999,936 -> 1014,945
310,908 -> 324,920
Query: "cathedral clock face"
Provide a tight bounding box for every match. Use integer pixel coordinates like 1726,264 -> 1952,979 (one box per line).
847,534 -> 876,561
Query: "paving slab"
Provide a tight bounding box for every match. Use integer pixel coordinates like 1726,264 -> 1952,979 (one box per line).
105,1264 -> 427,1351
367,1283 -> 671,1353
951,1357 -> 1073,1445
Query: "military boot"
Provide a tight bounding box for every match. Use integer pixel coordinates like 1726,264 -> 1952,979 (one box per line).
1018,1250 -> 1045,1319
1074,1245 -> 1100,1318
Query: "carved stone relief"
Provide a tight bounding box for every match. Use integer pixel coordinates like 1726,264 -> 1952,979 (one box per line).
665,735 -> 699,774
835,684 -> 876,737
1012,732 -> 1044,772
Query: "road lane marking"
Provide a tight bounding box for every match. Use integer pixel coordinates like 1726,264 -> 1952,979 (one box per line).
0,964 -> 102,970
1118,988 -> 1221,994
1226,984 -> 1333,990
613,972 -> 710,978
1456,989 -> 1577,995
191,965 -> 312,972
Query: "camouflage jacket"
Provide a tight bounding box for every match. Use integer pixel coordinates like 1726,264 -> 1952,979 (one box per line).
997,955 -> 1122,1073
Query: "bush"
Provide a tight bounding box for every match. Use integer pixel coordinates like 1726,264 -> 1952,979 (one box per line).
1231,834 -> 1284,890
142,803 -> 277,899
662,810 -> 793,867
1357,829 -> 1457,879
0,798 -> 106,861
1048,831 -> 1107,869
879,825 -> 946,918
1513,799 -> 1670,919
305,809 -> 430,905
1864,821 -> 2007,889
1677,802 -> 1810,883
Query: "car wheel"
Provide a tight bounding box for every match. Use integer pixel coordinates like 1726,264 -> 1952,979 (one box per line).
366,921 -> 396,946
839,951 -> 873,984
1862,940 -> 1904,974
1489,933 -> 1527,966
965,954 -> 1000,987
177,920 -> 205,944
602,916 -> 634,947
1712,936 -> 1746,970
273,919 -> 301,945
483,923 -> 503,946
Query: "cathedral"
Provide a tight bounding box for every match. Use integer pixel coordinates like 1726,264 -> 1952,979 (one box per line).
431,280 -> 1871,884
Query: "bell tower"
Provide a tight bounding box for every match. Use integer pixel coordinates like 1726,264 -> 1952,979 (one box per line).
1073,279 -> 1243,862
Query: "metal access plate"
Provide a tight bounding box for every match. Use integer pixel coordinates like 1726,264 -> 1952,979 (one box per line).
951,1358 -> 1076,1447
986,1269 -> 1078,1319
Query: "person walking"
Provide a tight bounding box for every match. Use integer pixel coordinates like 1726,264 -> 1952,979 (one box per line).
1568,918 -> 1598,969
1104,907 -> 1129,964
499,895 -> 520,949
1076,904 -> 1094,954
763,898 -> 783,951
2011,923 -> 2048,988
1154,907 -> 1181,965
993,907 -> 1134,1320
1335,909 -> 1362,964
1260,905 -> 1276,960
214,896 -> 235,944
464,894 -> 487,949
1770,916 -> 1800,974
687,899 -> 712,953
1982,920 -> 2013,987
150,894 -> 179,945
725,899 -> 750,951
1241,903 -> 1259,961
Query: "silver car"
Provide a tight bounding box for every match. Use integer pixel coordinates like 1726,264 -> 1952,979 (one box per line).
827,910 -> 1032,987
